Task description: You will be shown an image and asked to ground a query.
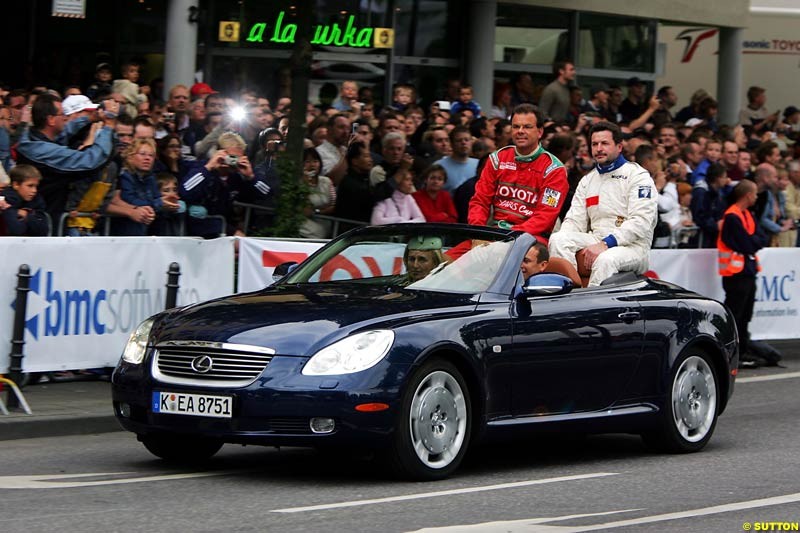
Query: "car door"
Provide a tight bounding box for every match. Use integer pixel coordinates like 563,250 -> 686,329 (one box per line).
508,286 -> 644,417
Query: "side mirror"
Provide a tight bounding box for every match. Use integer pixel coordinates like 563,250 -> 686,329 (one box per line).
521,273 -> 574,297
272,261 -> 298,282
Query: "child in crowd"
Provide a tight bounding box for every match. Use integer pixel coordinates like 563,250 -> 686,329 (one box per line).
113,62 -> 147,118
390,84 -> 414,113
86,62 -> 113,101
150,173 -> 186,236
450,84 -> 482,118
1,165 -> 49,236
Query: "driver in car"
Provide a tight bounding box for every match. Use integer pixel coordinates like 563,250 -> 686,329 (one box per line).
400,235 -> 446,285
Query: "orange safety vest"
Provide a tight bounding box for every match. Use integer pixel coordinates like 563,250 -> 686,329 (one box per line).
717,204 -> 760,276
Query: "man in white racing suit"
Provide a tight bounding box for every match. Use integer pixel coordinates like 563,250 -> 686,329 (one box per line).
549,121 -> 657,286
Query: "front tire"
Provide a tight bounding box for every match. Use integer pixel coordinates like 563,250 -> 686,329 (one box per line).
140,434 -> 223,463
389,358 -> 471,480
642,351 -> 719,453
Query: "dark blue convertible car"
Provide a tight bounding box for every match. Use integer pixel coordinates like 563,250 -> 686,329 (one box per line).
112,224 -> 738,480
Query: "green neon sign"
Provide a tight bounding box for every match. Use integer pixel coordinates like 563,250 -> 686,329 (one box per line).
246,11 -> 390,48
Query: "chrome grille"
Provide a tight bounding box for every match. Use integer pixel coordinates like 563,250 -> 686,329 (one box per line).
152,341 -> 275,388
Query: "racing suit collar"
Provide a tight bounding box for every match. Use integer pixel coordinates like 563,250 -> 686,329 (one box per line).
596,154 -> 628,174
514,144 -> 544,162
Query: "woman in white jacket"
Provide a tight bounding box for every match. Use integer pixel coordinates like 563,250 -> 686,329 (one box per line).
370,169 -> 425,225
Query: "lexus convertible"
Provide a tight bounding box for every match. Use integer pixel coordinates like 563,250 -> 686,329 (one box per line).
112,224 -> 738,480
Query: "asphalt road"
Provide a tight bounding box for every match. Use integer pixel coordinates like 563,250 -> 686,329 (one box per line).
1,362 -> 799,533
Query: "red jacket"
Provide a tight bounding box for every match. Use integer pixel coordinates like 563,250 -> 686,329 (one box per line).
412,189 -> 458,223
468,145 -> 568,241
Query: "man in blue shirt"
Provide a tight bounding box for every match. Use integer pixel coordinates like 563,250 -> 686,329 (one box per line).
435,126 -> 478,193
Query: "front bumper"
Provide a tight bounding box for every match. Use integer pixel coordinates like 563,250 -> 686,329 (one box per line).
112,355 -> 408,447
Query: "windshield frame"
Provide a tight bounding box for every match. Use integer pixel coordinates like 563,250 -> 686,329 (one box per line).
278,223 -> 526,295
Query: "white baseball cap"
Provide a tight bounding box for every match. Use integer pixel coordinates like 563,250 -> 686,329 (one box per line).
62,95 -> 99,116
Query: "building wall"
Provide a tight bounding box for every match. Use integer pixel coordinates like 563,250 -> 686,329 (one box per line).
505,0 -> 750,28
656,13 -> 800,112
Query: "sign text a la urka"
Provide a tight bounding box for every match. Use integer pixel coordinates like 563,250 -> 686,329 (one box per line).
246,11 -> 394,48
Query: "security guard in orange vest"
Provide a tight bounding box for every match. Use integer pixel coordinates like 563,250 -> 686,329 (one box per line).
717,180 -> 767,367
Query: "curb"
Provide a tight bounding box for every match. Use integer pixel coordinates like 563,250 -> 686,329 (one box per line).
0,415 -> 122,441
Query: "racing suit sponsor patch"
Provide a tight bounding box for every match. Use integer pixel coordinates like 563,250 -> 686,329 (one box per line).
498,161 -> 517,170
541,187 -> 562,207
586,195 -> 599,207
638,185 -> 652,198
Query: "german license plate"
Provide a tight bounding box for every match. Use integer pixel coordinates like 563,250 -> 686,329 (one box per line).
152,391 -> 232,418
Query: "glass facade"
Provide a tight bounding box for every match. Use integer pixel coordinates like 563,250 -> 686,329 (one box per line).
577,13 -> 656,72
6,1 -> 658,107
494,5 -> 571,65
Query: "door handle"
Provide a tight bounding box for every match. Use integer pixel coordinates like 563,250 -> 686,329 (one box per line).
618,311 -> 641,323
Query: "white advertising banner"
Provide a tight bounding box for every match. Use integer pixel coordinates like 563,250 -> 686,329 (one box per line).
1,237 -> 235,373
238,238 -> 326,293
240,239 -> 800,340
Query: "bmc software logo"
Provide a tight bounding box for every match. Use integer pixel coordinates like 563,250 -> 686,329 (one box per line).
9,268 -> 197,340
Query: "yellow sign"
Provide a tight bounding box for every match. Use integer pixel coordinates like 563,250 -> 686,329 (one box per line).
219,21 -> 240,42
373,28 -> 394,49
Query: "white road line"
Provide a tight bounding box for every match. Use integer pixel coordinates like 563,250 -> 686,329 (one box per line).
411,492 -> 800,532
566,491 -> 800,532
0,470 -> 237,489
737,371 -> 800,383
270,472 -> 620,514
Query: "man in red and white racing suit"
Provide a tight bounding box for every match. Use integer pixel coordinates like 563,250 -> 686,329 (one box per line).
468,105 -> 568,244
549,122 -> 657,286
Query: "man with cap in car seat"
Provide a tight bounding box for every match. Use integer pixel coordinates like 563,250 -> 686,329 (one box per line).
549,121 -> 657,286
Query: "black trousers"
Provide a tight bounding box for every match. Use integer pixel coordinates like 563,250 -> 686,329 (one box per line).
723,274 -> 756,354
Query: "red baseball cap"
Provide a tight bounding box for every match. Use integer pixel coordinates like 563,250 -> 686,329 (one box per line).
190,82 -> 217,97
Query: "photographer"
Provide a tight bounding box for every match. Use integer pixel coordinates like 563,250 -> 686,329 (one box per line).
16,94 -> 119,221
180,132 -> 272,237
251,127 -> 284,168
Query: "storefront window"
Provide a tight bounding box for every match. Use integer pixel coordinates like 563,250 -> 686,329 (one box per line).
494,5 -> 571,65
577,14 -> 656,72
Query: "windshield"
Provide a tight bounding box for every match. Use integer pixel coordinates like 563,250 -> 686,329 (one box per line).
283,226 -> 516,294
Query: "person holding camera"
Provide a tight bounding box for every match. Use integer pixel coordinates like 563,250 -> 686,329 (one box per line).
16,93 -> 119,222
181,132 -> 272,237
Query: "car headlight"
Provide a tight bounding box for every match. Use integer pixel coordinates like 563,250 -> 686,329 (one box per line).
121,317 -> 155,365
302,330 -> 395,376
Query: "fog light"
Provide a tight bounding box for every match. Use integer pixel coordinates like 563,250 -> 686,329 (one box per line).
309,417 -> 335,434
119,403 -> 131,418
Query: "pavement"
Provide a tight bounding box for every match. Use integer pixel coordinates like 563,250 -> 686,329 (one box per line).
1,340 -> 798,442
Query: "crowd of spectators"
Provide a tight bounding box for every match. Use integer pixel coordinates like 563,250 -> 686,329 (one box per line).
1,59 -> 798,249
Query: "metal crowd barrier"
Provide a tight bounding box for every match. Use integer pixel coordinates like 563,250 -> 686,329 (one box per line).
56,212 -> 231,237
233,201 -> 366,238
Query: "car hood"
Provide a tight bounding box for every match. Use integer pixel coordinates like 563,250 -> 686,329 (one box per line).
153,284 -> 477,355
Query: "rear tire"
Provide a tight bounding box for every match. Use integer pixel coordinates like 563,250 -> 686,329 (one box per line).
140,434 -> 223,463
642,351 -> 719,453
388,358 -> 471,480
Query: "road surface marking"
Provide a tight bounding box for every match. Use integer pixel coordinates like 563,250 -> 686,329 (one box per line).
409,491 -> 800,531
737,371 -> 800,383
270,472 -> 619,513
409,510 -> 641,532
0,470 -> 236,489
